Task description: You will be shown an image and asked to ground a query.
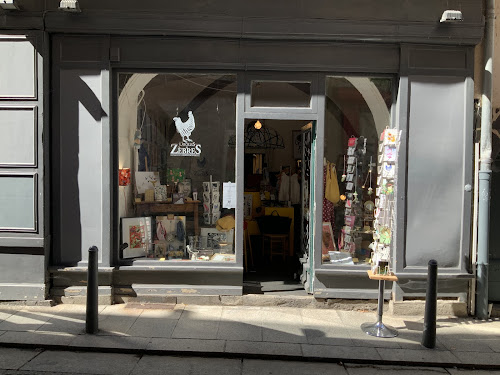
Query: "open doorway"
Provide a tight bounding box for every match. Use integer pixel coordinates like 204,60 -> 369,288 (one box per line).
243,119 -> 312,295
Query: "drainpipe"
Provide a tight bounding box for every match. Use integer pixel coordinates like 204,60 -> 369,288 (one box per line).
477,0 -> 495,320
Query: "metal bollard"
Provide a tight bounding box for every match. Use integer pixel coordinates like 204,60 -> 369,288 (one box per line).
422,259 -> 438,348
86,246 -> 99,334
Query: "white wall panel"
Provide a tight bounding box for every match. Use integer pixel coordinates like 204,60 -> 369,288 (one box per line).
0,107 -> 36,166
0,38 -> 36,99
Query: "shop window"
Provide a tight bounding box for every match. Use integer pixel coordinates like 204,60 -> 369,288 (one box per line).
117,73 -> 237,262
251,80 -> 311,108
322,76 -> 393,266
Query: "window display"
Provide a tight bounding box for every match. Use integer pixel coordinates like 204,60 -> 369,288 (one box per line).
322,76 -> 393,265
118,73 -> 237,262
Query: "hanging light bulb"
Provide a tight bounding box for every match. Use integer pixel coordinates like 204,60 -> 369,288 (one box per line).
254,120 -> 262,130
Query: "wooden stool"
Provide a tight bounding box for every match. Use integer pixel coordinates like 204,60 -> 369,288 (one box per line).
262,233 -> 288,261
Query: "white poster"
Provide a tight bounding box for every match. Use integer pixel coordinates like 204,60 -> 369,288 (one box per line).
135,171 -> 159,194
222,182 -> 236,209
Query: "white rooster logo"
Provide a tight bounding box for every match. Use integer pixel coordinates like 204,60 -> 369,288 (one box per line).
173,111 -> 196,143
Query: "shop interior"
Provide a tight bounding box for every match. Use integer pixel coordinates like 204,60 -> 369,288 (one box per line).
242,119 -> 311,295
116,73 -> 393,293
117,73 -> 237,262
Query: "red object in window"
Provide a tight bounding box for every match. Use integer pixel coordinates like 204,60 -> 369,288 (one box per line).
119,168 -> 131,186
348,137 -> 357,147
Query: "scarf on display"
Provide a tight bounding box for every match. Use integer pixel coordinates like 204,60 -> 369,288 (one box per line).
176,220 -> 185,241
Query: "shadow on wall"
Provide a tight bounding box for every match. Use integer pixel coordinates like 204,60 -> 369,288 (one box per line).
52,71 -> 108,266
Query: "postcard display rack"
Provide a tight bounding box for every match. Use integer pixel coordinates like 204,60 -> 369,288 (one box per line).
338,136 -> 374,264
361,128 -> 401,339
371,128 -> 400,277
202,176 -> 221,225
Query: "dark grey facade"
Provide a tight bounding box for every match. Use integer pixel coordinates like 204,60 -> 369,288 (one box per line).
0,0 -> 483,304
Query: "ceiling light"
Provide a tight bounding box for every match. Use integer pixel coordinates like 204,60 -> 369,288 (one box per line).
59,0 -> 81,13
440,10 -> 463,23
0,0 -> 19,10
254,120 -> 262,130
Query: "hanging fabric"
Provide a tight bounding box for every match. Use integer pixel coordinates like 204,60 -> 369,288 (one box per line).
176,220 -> 185,241
290,173 -> 300,204
325,162 -> 340,204
278,171 -> 290,202
322,164 -> 335,225
157,221 -> 166,241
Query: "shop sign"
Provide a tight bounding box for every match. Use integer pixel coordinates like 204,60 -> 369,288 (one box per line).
170,111 -> 202,156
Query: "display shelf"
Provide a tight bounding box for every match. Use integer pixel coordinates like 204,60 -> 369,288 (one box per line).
367,269 -> 398,281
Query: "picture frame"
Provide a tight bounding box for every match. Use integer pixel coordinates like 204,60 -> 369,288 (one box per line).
167,168 -> 185,183
244,193 -> 253,218
211,253 -> 236,262
322,222 -> 336,254
121,217 -> 152,258
172,193 -> 184,204
200,228 -> 234,250
155,215 -> 186,258
135,171 -> 159,194
154,185 -> 168,201
177,179 -> 192,197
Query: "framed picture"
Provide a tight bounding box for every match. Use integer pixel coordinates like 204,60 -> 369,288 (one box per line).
200,228 -> 234,250
135,171 -> 159,194
322,222 -> 336,254
167,168 -> 185,183
211,253 -> 236,262
244,193 -> 253,218
121,217 -> 152,258
177,179 -> 192,197
172,193 -> 184,204
292,130 -> 302,159
156,215 -> 186,258
154,185 -> 168,201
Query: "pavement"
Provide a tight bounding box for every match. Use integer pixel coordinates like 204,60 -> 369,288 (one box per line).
0,302 -> 499,372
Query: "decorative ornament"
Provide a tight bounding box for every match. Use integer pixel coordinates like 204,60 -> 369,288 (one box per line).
341,155 -> 347,182
119,168 -> 131,186
368,187 -> 374,195
353,191 -> 358,202
340,194 -> 346,201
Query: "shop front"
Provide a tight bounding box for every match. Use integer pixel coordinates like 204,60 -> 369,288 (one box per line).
0,1 -> 482,304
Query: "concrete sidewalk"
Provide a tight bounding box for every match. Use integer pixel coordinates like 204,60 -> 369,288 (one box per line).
0,302 -> 499,370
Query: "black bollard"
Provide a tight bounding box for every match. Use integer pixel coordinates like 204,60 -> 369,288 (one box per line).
422,259 -> 438,348
86,246 -> 99,334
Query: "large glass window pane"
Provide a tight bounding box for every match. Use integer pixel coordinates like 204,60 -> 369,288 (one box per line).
118,73 -> 237,262
251,81 -> 311,108
322,77 -> 392,266
0,175 -> 36,230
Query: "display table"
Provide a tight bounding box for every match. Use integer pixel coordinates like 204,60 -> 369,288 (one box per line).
135,201 -> 200,235
361,270 -> 398,338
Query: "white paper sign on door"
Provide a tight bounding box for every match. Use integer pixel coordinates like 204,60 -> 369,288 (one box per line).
222,182 -> 236,209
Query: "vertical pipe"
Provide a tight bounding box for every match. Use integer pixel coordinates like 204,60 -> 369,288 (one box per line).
86,246 -> 99,334
422,260 -> 438,349
477,0 -> 495,320
377,279 -> 385,323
